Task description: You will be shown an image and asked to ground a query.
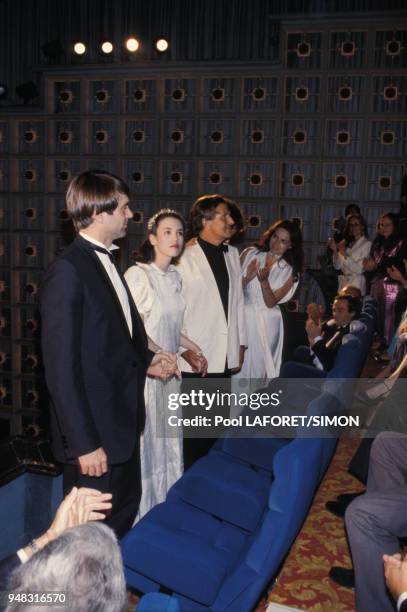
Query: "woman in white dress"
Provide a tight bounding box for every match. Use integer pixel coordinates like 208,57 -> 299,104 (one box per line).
236,219 -> 303,380
329,214 -> 371,295
125,209 -> 207,520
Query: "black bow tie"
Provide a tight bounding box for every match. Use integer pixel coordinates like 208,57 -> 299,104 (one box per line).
89,243 -> 115,263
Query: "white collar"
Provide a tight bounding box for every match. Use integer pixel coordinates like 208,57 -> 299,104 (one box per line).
79,231 -> 119,252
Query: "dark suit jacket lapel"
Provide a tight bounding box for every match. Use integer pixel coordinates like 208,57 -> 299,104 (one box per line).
74,236 -> 147,350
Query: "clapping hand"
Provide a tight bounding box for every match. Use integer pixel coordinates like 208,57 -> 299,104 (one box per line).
257,266 -> 270,284
48,487 -> 113,539
327,237 -> 337,253
363,256 -> 377,272
307,302 -> 324,325
387,265 -> 406,284
305,318 -> 322,345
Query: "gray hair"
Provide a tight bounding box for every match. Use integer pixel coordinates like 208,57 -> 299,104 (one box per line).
6,522 -> 127,612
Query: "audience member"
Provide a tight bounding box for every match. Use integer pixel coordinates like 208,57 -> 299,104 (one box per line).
330,433 -> 407,612
330,214 -> 371,295
236,218 -> 303,380
0,487 -> 112,590
363,212 -> 407,348
6,522 -> 126,612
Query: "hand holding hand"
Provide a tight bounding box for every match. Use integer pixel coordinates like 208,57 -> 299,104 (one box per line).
181,350 -> 207,376
77,447 -> 108,477
148,351 -> 180,379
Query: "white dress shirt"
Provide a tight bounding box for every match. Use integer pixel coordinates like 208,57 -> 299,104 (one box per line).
79,232 -> 133,337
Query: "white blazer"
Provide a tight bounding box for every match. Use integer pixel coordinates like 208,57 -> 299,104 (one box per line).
177,241 -> 247,373
333,235 -> 372,295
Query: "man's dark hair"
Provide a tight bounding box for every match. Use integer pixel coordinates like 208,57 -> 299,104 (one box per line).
188,194 -> 235,238
66,170 -> 130,230
334,294 -> 362,319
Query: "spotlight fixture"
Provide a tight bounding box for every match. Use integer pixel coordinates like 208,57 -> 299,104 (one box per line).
0,83 -> 7,100
126,38 -> 139,52
73,42 -> 86,55
101,41 -> 113,54
156,38 -> 169,52
15,81 -> 39,104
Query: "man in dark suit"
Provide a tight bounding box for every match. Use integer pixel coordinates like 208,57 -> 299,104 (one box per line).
40,170 -> 174,537
282,294 -> 361,377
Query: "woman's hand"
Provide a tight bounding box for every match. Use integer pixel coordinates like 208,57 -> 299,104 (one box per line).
337,239 -> 346,255
327,237 -> 337,253
363,257 -> 377,272
257,266 -> 270,285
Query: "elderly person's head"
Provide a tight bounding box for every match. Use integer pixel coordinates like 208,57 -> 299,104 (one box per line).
7,523 -> 126,612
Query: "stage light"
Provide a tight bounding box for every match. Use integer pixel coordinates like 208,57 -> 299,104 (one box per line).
101,41 -> 113,54
73,42 -> 86,55
126,37 -> 139,52
0,83 -> 7,100
156,38 -> 169,52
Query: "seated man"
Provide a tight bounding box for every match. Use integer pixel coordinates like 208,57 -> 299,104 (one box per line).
281,294 -> 362,377
333,432 -> 407,612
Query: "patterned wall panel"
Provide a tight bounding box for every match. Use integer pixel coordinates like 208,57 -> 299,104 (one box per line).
324,119 -> 363,157
0,161 -> 10,192
122,160 -> 155,196
13,234 -> 44,269
47,159 -> 82,193
199,119 -> 234,156
164,78 -> 197,113
12,198 -> 44,231
16,160 -> 45,193
125,79 -> 157,113
279,202 -> 317,242
281,119 -> 321,157
286,32 -> 322,69
0,121 -> 9,154
239,201 -> 279,242
284,76 -> 320,113
16,121 -> 45,155
86,120 -> 118,155
49,119 -> 82,155
51,80 -> 81,114
199,160 -> 234,196
201,77 -> 238,112
363,204 -> 398,236
0,197 -> 10,230
327,75 -> 365,113
123,119 -> 157,155
241,77 -> 278,112
321,163 -> 361,201
329,31 -> 367,69
372,76 -> 407,114
161,119 -> 195,156
46,198 -> 72,233
88,80 -> 119,114
319,204 -> 347,242
368,120 -> 407,158
239,119 -> 276,157
280,162 -> 319,199
160,160 -> 194,196
238,161 -> 274,198
365,163 -> 404,202
374,29 -> 407,69
12,271 -> 42,305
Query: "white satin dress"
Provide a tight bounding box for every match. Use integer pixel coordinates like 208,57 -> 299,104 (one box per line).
236,248 -> 298,380
125,262 -> 185,521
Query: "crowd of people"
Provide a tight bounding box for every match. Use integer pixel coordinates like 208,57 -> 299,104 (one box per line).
2,169 -> 407,610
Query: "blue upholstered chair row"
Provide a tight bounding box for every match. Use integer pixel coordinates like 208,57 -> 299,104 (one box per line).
122,299 -> 377,611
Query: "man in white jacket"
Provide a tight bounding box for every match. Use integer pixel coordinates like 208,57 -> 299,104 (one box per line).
177,194 -> 247,465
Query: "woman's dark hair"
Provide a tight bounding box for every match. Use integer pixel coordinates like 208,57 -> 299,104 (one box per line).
134,209 -> 186,264
345,203 -> 361,217
228,200 -> 245,245
343,214 -> 369,246
370,212 -> 400,251
256,218 -> 304,278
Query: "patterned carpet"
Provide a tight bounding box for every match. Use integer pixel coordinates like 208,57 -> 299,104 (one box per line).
255,437 -> 365,612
